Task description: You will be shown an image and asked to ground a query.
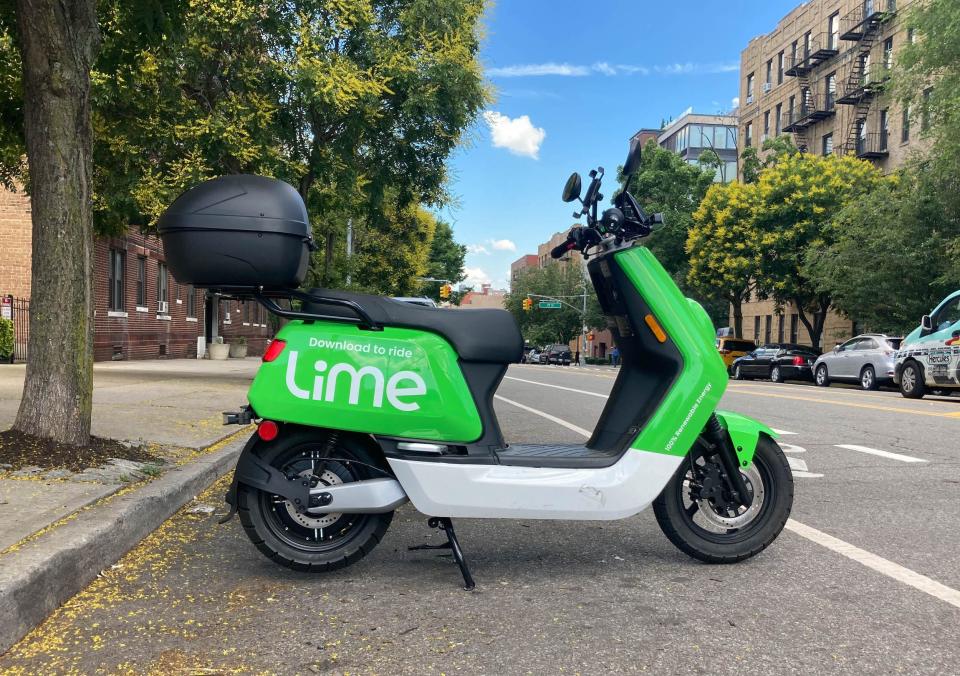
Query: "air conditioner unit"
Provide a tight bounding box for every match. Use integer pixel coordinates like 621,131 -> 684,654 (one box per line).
762,82 -> 773,93
746,94 -> 755,104
158,301 -> 169,314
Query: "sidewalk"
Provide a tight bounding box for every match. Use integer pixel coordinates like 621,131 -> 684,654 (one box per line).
0,358 -> 259,653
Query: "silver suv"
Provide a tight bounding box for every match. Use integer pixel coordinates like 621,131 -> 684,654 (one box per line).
813,333 -> 903,390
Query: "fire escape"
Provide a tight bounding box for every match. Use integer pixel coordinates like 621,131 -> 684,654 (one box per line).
836,0 -> 897,157
781,33 -> 839,152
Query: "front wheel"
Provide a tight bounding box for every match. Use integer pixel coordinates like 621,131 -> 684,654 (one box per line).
654,435 -> 793,564
899,362 -> 926,399
237,430 -> 394,573
815,364 -> 830,387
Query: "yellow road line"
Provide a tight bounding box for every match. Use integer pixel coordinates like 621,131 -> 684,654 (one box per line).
726,385 -> 960,418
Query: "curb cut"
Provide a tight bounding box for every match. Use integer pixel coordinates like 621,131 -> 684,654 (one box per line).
0,433 -> 247,655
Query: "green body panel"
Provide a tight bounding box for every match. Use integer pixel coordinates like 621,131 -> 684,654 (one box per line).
715,410 -> 777,467
248,322 -> 482,442
617,247 -> 730,457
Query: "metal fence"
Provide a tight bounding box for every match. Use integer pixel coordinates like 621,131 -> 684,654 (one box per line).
2,295 -> 29,363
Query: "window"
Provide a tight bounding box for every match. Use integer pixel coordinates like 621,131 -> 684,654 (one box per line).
828,12 -> 839,49
790,40 -> 798,66
907,27 -> 916,45
754,316 -> 761,340
187,285 -> 196,318
788,95 -> 796,119
922,88 -> 933,130
244,302 -> 251,324
764,315 -> 772,344
803,31 -> 812,58
777,51 -> 784,84
745,121 -> 753,148
157,262 -> 168,309
746,73 -> 755,102
822,132 -> 834,156
763,111 -> 770,139
826,72 -> 836,109
765,59 -> 772,86
932,296 -> 960,331
777,315 -> 785,343
880,108 -> 889,149
775,103 -> 783,135
883,37 -> 894,71
860,53 -> 871,85
790,314 -> 799,344
108,249 -> 125,312
864,0 -> 874,17
902,104 -> 911,143
136,256 -> 146,307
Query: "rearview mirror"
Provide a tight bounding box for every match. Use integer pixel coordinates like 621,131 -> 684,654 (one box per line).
562,172 -> 582,202
624,138 -> 642,176
921,314 -> 933,331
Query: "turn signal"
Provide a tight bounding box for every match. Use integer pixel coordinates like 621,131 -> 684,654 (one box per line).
262,339 -> 286,362
257,420 -> 279,442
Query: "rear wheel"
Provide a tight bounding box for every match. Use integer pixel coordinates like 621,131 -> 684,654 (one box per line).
770,365 -> 783,383
733,364 -> 745,380
899,362 -> 926,399
237,430 -> 393,572
654,435 -> 793,564
860,365 -> 878,391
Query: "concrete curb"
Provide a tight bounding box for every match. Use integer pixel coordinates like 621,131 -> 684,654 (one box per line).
0,433 -> 246,655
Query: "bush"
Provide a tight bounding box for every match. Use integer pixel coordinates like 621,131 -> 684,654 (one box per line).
0,318 -> 13,362
585,357 -> 610,365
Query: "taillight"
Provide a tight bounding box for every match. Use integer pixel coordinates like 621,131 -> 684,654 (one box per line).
262,339 -> 286,362
257,420 -> 279,441
792,356 -> 804,366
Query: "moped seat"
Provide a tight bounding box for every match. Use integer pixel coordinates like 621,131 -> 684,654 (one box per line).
303,288 -> 523,363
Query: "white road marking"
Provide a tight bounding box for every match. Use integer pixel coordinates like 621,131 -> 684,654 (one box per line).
781,443 -> 806,453
771,428 -> 797,435
494,395 -> 594,437
503,376 -> 609,399
499,399 -> 960,611
786,456 -> 823,478
785,519 -> 960,610
834,444 -> 927,464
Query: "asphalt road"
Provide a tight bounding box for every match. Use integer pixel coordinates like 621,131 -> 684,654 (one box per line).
3,365 -> 959,674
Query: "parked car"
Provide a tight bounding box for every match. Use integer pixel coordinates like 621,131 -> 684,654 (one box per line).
543,344 -> 573,365
524,348 -> 541,364
716,336 -> 756,372
895,290 -> 960,398
731,343 -> 821,382
813,334 -> 902,390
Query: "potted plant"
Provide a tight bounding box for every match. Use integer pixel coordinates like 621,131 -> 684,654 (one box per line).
208,336 -> 229,360
229,336 -> 248,358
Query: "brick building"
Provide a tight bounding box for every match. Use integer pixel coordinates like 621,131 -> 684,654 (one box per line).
734,0 -> 924,347
2,186 -> 272,361
459,283 -> 507,309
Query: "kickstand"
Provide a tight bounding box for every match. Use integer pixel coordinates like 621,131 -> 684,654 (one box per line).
409,517 -> 476,591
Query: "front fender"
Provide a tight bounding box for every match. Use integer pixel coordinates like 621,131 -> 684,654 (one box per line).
714,410 -> 777,468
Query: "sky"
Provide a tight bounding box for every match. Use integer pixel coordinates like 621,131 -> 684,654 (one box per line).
439,0 -> 801,291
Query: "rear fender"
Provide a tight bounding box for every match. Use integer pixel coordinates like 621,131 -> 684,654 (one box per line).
713,410 -> 777,468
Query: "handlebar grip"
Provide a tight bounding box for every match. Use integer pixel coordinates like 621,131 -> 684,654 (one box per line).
550,240 -> 575,259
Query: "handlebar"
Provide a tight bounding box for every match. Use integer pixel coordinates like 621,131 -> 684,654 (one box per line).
550,239 -> 577,259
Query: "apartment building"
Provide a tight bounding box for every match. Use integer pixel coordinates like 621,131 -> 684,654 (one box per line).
736,0 -> 922,347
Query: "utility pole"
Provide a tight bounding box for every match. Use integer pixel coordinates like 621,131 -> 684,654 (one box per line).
526,291 -> 590,367
345,218 -> 353,286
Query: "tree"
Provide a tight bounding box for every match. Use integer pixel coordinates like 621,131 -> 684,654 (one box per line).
803,171 -> 956,334
423,220 -> 466,302
9,0 -> 99,445
687,182 -> 760,338
740,135 -> 799,184
751,152 -> 888,349
505,263 -> 595,347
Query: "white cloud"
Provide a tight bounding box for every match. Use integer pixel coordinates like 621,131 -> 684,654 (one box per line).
466,244 -> 489,255
486,61 -> 738,79
489,238 -> 517,252
731,96 -> 741,108
463,266 -> 492,287
487,62 -> 590,77
593,61 -> 616,76
483,111 -> 546,159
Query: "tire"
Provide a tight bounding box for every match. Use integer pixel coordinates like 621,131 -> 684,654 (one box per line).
733,364 -> 745,380
899,362 -> 926,399
770,365 -> 783,383
237,429 -> 394,573
815,364 -> 830,387
860,365 -> 878,391
653,435 -> 793,564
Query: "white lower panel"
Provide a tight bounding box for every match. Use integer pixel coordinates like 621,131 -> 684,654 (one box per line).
387,451 -> 683,520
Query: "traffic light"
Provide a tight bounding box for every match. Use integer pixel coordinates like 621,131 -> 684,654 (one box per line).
522,298 -> 533,312
439,284 -> 451,299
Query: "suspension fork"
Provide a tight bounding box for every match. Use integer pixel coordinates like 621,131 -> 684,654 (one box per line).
704,413 -> 753,508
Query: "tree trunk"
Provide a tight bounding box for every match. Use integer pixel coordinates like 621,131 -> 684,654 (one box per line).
12,0 -> 99,446
730,296 -> 744,338
794,300 -> 829,350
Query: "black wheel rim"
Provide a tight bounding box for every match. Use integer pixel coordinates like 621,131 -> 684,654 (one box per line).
257,444 -> 373,553
676,442 -> 777,544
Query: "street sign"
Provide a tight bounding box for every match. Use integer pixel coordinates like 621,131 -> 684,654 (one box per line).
538,300 -> 562,309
